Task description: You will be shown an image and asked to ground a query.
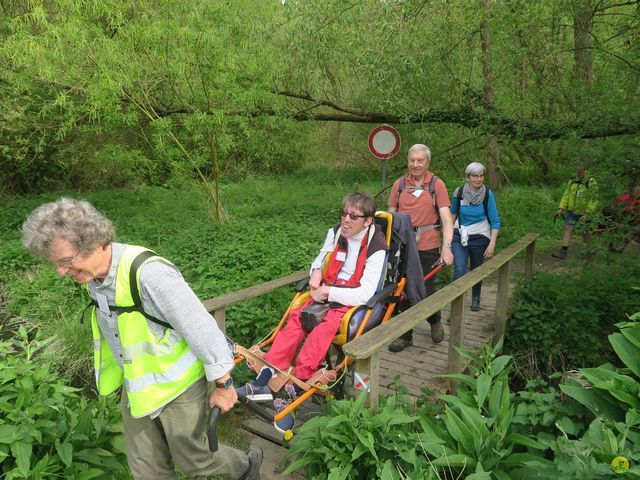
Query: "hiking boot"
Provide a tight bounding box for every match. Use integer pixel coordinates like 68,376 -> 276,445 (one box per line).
235,383 -> 273,402
471,297 -> 481,312
388,337 -> 412,352
551,248 -> 568,259
240,444 -> 263,480
430,320 -> 444,343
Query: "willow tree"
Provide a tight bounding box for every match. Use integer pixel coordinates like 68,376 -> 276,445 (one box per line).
2,0 -> 303,216
1,0 -> 639,198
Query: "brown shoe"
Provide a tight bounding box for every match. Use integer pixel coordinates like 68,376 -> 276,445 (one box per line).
388,337 -> 412,352
551,248 -> 568,259
430,320 -> 444,343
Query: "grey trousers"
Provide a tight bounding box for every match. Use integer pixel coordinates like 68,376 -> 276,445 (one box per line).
121,378 -> 249,480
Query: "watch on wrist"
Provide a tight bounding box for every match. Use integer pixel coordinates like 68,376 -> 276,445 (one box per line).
215,377 -> 234,389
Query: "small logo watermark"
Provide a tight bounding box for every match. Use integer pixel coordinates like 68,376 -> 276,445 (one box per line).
611,456 -> 629,475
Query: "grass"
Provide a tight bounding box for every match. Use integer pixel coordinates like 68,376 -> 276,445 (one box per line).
1,169 -> 571,381
0,168 -> 590,477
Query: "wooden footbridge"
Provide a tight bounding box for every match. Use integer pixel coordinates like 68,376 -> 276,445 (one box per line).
202,233 -> 539,479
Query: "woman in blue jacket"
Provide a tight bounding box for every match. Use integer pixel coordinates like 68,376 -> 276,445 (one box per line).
450,162 -> 501,311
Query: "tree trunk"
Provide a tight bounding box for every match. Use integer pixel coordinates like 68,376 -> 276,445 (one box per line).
480,0 -> 502,191
573,0 -> 593,92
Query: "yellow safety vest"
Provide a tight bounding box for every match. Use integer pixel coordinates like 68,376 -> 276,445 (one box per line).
90,245 -> 205,418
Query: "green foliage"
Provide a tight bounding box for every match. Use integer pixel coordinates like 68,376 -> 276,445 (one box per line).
512,377 -> 588,438
283,331 -> 640,479
505,259 -> 640,377
561,312 -> 640,424
284,394 -> 431,480
483,184 -> 558,249
0,328 -> 127,479
511,312 -> 640,478
515,415 -> 640,479
422,339 -> 551,478
0,0 -> 318,195
1,0 -> 639,194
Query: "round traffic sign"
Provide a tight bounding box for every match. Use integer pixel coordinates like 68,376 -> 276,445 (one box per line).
368,125 -> 401,159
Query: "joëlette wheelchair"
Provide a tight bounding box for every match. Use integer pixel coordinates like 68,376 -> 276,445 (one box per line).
229,211 -> 437,434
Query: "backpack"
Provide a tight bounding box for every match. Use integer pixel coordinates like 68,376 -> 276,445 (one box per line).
395,174 -> 440,212
83,250 -> 173,330
454,185 -> 490,220
569,176 -> 594,189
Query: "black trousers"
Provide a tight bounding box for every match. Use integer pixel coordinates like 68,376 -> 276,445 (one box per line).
400,248 -> 441,340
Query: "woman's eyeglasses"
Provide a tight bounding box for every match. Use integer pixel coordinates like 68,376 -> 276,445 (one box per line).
54,251 -> 81,268
340,210 -> 367,220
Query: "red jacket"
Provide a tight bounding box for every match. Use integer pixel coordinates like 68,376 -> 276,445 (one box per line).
323,224 -> 387,287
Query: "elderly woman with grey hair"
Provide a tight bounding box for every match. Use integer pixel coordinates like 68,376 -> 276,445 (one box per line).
21,197 -> 263,480
450,162 -> 501,312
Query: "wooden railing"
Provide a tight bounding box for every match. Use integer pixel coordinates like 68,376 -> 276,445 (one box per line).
201,270 -> 308,334
202,233 -> 539,411
341,232 -> 539,410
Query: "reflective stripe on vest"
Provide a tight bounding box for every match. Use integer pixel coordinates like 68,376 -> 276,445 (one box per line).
124,350 -> 199,393
90,245 -> 205,418
91,319 -> 123,395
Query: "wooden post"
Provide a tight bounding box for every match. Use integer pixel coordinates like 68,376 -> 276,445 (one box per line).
213,308 -> 226,335
524,240 -> 536,281
493,261 -> 511,346
355,354 -> 379,413
447,293 -> 466,380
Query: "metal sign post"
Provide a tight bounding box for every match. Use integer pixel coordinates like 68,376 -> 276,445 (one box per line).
368,125 -> 401,191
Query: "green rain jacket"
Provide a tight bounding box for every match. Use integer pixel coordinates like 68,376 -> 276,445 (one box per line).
559,174 -> 599,215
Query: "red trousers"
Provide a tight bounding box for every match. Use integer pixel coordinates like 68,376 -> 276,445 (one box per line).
264,300 -> 349,380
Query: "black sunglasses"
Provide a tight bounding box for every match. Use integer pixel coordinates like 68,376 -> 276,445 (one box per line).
340,209 -> 367,220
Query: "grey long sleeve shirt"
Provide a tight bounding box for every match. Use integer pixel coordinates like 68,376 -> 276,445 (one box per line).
90,243 -> 233,415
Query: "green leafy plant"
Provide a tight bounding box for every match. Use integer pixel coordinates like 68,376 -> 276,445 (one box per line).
283,394 -> 431,479
507,310 -> 640,478
0,327 -> 128,479
506,260 -> 640,379
512,376 -> 588,438
561,312 -> 640,423
419,339 -> 551,479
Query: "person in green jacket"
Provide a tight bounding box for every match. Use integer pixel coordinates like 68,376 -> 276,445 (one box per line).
552,164 -> 599,259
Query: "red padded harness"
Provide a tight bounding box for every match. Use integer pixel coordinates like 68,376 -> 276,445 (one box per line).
322,229 -> 371,287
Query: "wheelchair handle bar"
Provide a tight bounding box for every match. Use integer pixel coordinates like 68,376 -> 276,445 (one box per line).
424,260 -> 444,282
208,406 -> 221,452
208,394 -> 275,452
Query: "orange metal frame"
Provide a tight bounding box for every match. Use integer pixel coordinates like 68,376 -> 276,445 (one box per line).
272,278 -> 406,421
235,211 -> 403,422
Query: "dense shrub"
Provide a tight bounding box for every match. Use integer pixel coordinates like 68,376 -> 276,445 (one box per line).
505,259 -> 640,378
284,394 -> 430,479
0,328 -> 128,479
1,176 -> 379,384
285,341 -> 554,479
